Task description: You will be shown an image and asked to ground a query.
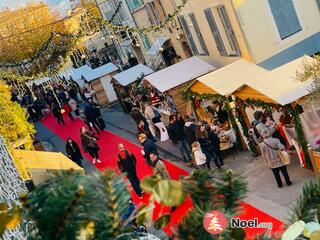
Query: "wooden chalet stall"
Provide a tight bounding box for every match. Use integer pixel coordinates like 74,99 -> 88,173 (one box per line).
61,63 -> 119,106
233,56 -> 316,170
84,63 -> 119,106
112,64 -> 154,113
187,59 -> 268,149
143,56 -> 215,116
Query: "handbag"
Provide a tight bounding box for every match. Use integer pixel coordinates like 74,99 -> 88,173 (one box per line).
84,134 -> 100,151
263,141 -> 290,165
278,150 -> 291,165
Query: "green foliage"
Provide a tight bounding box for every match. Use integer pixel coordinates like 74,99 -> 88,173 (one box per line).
296,55 -> 320,100
217,169 -> 247,215
289,178 -> 320,224
22,170 -> 131,240
177,205 -> 214,240
176,169 -> 248,240
181,169 -> 224,210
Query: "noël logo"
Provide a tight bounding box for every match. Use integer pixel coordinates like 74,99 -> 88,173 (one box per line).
203,210 -> 228,234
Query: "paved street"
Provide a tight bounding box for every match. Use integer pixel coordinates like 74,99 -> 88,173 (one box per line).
35,103 -> 314,224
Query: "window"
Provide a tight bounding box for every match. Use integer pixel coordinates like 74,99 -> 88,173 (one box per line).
125,0 -> 144,11
140,33 -> 151,50
145,1 -> 162,24
179,14 -> 208,55
316,0 -> 320,9
204,6 -> 240,56
267,0 -> 302,39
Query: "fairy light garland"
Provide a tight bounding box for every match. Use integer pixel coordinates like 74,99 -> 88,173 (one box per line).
0,0 -> 189,82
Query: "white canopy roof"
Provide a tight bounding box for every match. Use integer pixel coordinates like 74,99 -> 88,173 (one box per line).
245,56 -> 315,105
113,64 -> 154,86
26,77 -> 51,87
85,63 -> 118,82
144,56 -> 215,92
147,37 -> 168,55
195,59 -> 268,95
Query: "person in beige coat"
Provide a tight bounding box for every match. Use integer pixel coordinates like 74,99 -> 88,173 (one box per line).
250,128 -> 292,188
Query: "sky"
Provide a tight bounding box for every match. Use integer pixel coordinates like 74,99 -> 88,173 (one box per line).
0,0 -> 71,15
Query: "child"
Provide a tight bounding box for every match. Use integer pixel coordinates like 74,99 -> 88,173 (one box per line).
192,141 -> 207,168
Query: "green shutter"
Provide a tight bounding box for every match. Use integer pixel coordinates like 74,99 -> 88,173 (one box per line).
217,6 -> 240,56
179,15 -> 198,55
204,8 -> 227,56
268,0 -> 301,39
188,13 -> 209,55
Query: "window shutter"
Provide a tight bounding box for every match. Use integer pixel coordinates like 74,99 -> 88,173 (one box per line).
188,13 -> 209,55
217,6 -> 240,56
179,15 -> 198,55
268,0 -> 301,39
204,8 -> 227,56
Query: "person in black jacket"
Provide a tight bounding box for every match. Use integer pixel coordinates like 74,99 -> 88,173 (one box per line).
195,124 -> 212,169
117,144 -> 143,198
167,115 -> 192,165
65,138 -> 83,167
210,101 -> 229,124
205,125 -> 223,168
184,116 -> 196,147
138,133 -> 159,166
84,103 -> 101,134
52,104 -> 65,125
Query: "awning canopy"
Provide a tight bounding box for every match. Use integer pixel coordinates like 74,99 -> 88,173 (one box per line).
192,59 -> 268,95
238,56 -> 315,105
113,64 -> 154,86
12,149 -> 84,172
144,56 -> 215,92
26,77 -> 51,87
146,37 -> 169,55
85,63 -> 118,82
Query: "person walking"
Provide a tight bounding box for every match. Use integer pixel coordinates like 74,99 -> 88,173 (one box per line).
65,138 -> 83,167
138,133 -> 159,166
68,98 -> 79,117
252,128 -> 292,188
117,144 -> 144,199
167,115 -> 192,165
191,141 -> 207,168
63,101 -> 74,121
84,103 -> 101,134
80,126 -> 101,164
149,152 -> 176,213
52,104 -> 65,125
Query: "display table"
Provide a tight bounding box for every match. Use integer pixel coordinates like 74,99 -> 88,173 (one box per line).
157,108 -> 171,126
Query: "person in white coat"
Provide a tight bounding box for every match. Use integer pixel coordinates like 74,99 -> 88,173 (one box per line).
144,102 -> 169,142
192,141 -> 208,168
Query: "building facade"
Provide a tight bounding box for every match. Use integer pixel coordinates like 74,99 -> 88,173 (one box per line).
174,0 -> 252,68
232,0 -> 320,69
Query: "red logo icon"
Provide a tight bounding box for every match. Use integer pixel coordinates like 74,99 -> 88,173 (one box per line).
203,210 -> 228,234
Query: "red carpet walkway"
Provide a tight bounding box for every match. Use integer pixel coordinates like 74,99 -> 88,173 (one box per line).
41,115 -> 285,239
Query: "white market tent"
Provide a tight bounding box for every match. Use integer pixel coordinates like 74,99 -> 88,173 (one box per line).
113,64 -> 154,86
146,37 -> 169,55
144,56 -> 215,92
241,55 -> 315,105
84,63 -> 118,82
192,59 -> 268,95
62,65 -> 92,87
26,77 -> 51,87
